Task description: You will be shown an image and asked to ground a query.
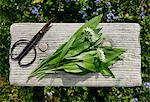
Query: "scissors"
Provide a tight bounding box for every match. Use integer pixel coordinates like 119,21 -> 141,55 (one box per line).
10,17 -> 54,67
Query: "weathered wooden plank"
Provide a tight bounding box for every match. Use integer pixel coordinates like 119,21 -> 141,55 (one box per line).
9,23 -> 141,86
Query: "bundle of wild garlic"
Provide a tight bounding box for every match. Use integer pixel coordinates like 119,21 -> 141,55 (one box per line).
28,15 -> 126,81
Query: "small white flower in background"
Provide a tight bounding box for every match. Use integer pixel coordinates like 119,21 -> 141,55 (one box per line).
117,90 -> 120,94
97,48 -> 105,62
47,91 -> 53,97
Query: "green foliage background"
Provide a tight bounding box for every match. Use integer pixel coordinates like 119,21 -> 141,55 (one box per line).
0,0 -> 149,102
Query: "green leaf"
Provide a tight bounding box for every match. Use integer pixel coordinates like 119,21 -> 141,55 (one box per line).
75,61 -> 96,72
104,57 -> 121,68
39,43 -> 66,67
100,68 -> 115,78
96,57 -> 119,78
66,50 -> 97,60
44,63 -> 84,74
70,33 -> 85,49
64,41 -> 90,58
57,15 -> 102,63
63,63 -> 84,73
23,11 -> 30,17
93,28 -> 102,34
32,0 -> 44,4
103,47 -> 126,63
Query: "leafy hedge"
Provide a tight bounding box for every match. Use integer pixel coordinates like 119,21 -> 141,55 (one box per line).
0,0 -> 149,102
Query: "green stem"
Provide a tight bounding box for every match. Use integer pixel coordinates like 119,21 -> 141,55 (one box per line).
45,67 -> 64,73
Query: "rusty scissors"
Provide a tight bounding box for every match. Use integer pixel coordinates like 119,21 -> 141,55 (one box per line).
10,18 -> 54,67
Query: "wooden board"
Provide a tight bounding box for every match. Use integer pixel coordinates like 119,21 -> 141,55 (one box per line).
9,23 -> 141,87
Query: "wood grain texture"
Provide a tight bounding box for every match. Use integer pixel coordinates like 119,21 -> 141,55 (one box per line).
9,23 -> 141,87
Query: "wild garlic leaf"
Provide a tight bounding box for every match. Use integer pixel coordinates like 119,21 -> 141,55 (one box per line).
66,50 -> 97,60
93,57 -> 101,72
82,56 -> 95,63
96,57 -> 121,78
104,57 -> 121,68
70,33 -> 85,49
64,41 -> 90,58
57,15 -> 102,63
44,63 -> 83,74
99,67 -> 115,78
103,47 -> 126,63
93,28 -> 102,34
75,61 -> 96,72
38,43 -> 66,68
62,63 -> 84,73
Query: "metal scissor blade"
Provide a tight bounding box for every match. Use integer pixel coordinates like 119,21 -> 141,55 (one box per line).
40,17 -> 55,33
16,18 -> 54,61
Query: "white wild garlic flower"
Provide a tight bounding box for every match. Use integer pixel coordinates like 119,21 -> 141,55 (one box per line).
97,48 -> 105,62
83,27 -> 96,41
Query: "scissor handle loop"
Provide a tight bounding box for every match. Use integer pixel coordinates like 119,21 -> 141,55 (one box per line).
10,39 -> 36,67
